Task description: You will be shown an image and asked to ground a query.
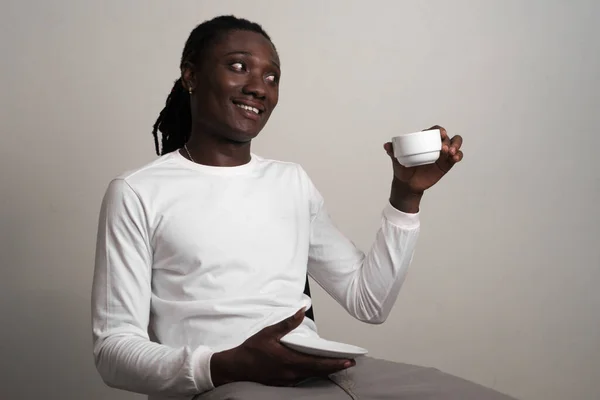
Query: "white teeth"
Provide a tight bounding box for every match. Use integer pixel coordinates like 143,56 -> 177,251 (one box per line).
236,103 -> 260,114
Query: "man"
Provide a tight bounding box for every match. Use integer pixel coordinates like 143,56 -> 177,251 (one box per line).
92,15 -> 515,400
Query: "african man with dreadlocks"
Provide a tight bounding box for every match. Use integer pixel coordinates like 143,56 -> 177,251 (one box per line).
91,15 -> 515,400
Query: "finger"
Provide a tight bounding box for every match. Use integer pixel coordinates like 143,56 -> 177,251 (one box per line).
313,357 -> 356,375
275,348 -> 355,384
448,135 -> 463,156
436,149 -> 463,173
383,142 -> 393,157
384,142 -> 403,168
441,134 -> 451,154
294,354 -> 355,377
452,150 -> 464,163
265,308 -> 305,339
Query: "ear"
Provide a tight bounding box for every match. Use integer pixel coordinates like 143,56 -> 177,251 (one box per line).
181,61 -> 197,93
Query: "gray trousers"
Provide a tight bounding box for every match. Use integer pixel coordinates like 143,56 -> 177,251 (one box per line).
196,356 -> 518,399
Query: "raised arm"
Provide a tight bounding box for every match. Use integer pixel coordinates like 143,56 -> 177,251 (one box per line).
307,126 -> 463,323
91,179 -> 214,396
306,180 -> 421,324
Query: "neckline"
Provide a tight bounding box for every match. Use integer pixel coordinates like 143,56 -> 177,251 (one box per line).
172,149 -> 259,175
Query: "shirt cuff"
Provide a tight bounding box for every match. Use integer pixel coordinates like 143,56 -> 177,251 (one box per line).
383,202 -> 420,229
191,347 -> 215,394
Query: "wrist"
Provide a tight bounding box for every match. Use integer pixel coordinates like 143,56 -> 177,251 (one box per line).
210,348 -> 241,387
390,179 -> 423,213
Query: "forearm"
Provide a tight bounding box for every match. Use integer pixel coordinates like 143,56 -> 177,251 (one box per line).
93,332 -> 214,396
308,202 -> 420,324
349,207 -> 420,322
303,165 -> 421,324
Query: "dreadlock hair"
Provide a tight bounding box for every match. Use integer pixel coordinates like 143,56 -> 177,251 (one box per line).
152,15 -> 275,156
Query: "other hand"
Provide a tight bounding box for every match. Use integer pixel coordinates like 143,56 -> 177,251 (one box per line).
210,308 -> 355,387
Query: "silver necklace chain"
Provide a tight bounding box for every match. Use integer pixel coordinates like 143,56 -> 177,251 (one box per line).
184,144 -> 196,163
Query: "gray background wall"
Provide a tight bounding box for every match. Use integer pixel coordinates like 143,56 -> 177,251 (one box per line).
1,1 -> 599,399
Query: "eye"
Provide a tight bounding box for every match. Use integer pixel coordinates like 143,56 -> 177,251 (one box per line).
230,62 -> 245,71
266,74 -> 279,84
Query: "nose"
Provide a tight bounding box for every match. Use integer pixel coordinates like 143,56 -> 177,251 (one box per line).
242,73 -> 266,99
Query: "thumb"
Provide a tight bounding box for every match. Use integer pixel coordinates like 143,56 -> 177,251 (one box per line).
383,142 -> 394,157
384,142 -> 404,169
265,308 -> 305,340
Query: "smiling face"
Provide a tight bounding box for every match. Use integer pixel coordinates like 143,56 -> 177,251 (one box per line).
183,29 -> 280,143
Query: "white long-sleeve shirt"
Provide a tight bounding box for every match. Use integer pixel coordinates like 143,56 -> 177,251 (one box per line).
91,151 -> 420,400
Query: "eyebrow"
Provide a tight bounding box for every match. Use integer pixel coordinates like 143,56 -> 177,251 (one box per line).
224,50 -> 280,70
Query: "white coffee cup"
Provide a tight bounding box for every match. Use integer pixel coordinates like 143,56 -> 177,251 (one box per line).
392,129 -> 442,167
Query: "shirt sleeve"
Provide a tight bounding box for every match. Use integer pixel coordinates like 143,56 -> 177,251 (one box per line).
91,178 -> 214,396
303,169 -> 421,324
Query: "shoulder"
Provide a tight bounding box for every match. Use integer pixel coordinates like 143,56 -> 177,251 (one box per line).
115,152 -> 179,183
99,152 -> 179,202
253,154 -> 313,180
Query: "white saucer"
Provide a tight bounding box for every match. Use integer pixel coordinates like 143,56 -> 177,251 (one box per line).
280,335 -> 368,359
